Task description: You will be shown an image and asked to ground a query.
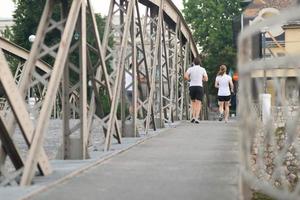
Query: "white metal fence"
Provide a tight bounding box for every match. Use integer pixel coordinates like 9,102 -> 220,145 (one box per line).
238,6 -> 300,200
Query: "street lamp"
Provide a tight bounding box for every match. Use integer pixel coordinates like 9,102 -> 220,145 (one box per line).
27,34 -> 36,99
27,34 -> 37,118
28,34 -> 35,43
240,0 -> 252,6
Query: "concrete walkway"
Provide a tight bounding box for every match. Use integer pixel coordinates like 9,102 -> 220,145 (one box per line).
30,121 -> 240,200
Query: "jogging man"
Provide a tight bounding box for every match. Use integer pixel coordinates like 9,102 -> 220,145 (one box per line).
184,57 -> 208,123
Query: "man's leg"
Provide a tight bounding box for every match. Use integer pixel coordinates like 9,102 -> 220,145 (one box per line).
195,87 -> 203,123
198,100 -> 202,119
127,91 -> 133,118
129,105 -> 133,115
193,100 -> 201,123
191,100 -> 196,119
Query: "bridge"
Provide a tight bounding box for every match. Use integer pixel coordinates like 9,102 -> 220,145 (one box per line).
0,0 -> 300,200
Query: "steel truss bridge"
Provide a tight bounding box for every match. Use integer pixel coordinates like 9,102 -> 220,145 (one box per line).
1,1 -> 300,199
0,0 -> 206,186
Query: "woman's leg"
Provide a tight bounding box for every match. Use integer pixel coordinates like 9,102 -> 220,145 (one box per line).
224,101 -> 230,122
218,101 -> 224,114
218,101 -> 224,121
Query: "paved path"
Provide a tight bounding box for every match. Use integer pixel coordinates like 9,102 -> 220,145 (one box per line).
31,121 -> 240,200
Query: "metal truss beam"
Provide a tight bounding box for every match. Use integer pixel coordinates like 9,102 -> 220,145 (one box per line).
0,0 -> 199,186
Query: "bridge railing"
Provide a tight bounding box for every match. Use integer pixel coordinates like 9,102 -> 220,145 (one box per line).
238,5 -> 300,199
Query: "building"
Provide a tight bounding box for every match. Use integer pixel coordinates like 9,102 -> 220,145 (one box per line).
0,18 -> 14,36
242,0 -> 300,106
243,0 -> 297,59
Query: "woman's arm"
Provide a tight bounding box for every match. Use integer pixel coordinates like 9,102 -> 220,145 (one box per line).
229,79 -> 234,93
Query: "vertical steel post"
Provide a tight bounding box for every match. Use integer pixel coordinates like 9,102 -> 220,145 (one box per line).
120,0 -> 126,137
79,1 -> 88,158
131,0 -> 137,137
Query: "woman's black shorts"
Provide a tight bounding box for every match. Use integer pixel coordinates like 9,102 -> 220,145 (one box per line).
189,86 -> 203,101
218,95 -> 231,102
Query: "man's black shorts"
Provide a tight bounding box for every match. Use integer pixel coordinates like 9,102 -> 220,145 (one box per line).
126,90 -> 133,103
218,95 -> 231,102
189,86 -> 203,101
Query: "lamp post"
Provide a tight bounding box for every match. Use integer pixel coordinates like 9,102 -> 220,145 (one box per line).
240,0 -> 252,31
28,34 -> 36,119
261,27 -> 268,93
260,27 -> 271,124
28,35 -> 35,98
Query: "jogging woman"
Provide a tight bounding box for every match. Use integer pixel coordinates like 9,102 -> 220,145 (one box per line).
215,65 -> 234,123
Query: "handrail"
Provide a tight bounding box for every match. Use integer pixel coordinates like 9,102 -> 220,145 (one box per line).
0,37 -> 51,73
139,0 -> 198,57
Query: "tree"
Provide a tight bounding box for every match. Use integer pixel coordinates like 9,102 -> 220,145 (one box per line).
6,0 -> 47,50
6,0 -> 106,51
4,0 -> 107,76
183,0 -> 241,93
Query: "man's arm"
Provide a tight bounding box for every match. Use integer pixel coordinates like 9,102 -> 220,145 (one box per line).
184,72 -> 190,81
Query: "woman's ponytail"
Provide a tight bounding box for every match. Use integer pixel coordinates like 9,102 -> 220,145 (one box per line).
217,65 -> 227,76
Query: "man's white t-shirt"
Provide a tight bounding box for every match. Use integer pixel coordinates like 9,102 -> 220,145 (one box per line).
125,71 -> 133,91
215,74 -> 232,96
186,65 -> 207,87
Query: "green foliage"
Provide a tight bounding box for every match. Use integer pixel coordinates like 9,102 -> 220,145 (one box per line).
1,27 -> 14,40
183,0 -> 241,93
252,191 -> 276,200
9,0 -> 47,50
5,0 -> 107,73
7,0 -> 107,52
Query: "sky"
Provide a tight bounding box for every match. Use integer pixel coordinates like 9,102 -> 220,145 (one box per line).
0,0 -> 184,19
0,0 -> 15,19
